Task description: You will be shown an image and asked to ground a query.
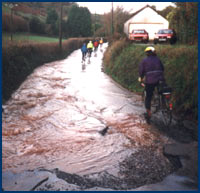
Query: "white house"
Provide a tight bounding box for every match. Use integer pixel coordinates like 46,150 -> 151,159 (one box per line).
124,5 -> 169,40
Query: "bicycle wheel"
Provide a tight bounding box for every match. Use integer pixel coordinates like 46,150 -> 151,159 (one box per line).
161,96 -> 172,126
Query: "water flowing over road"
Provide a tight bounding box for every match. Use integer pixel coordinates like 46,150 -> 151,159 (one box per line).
2,44 -> 197,191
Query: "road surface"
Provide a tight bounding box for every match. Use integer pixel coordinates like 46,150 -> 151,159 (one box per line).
2,43 -> 197,191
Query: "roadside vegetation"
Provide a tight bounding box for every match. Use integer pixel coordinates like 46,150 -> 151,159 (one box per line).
103,39 -> 198,121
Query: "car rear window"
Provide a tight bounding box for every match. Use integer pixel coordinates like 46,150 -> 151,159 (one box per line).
158,29 -> 173,34
133,30 -> 146,34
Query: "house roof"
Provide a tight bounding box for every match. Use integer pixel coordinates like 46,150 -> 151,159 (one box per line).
129,4 -> 150,18
128,4 -> 166,21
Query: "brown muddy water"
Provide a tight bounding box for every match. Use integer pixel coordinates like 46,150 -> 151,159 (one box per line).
2,44 -> 196,191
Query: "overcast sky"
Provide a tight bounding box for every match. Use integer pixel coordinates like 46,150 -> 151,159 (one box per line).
77,2 -> 175,14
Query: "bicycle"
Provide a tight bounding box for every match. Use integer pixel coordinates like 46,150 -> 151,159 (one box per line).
94,47 -> 98,57
141,81 -> 173,126
82,52 -> 87,63
99,43 -> 103,52
82,62 -> 86,71
87,48 -> 92,64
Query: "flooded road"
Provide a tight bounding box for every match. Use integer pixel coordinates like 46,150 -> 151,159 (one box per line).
2,44 -> 197,191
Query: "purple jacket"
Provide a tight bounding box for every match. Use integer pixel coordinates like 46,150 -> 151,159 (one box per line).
139,55 -> 165,84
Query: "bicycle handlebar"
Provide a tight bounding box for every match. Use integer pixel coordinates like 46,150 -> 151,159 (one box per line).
140,82 -> 145,87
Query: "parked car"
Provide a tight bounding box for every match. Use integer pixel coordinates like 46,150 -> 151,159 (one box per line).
129,29 -> 149,43
154,29 -> 177,44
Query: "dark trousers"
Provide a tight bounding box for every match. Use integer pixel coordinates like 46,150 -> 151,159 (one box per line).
82,52 -> 87,60
88,48 -> 92,57
94,47 -> 98,52
145,83 -> 158,110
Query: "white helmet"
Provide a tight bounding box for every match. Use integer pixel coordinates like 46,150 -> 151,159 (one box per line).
144,46 -> 155,52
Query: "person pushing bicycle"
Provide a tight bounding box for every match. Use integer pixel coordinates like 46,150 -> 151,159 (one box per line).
138,46 -> 165,123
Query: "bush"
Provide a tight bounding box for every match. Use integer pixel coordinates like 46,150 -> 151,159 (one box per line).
103,41 -> 198,121
29,16 -> 45,34
45,23 -> 59,36
158,46 -> 198,119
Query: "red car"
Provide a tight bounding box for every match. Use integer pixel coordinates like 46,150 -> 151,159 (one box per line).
129,29 -> 149,43
154,29 -> 177,44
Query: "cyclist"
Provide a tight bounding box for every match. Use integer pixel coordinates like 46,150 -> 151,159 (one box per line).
81,43 -> 88,62
87,40 -> 94,58
93,40 -> 99,53
138,46 -> 165,123
99,38 -> 103,48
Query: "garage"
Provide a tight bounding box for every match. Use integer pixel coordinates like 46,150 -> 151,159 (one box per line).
124,5 -> 169,40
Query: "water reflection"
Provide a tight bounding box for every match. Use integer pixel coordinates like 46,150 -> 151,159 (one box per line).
2,44 -> 173,176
